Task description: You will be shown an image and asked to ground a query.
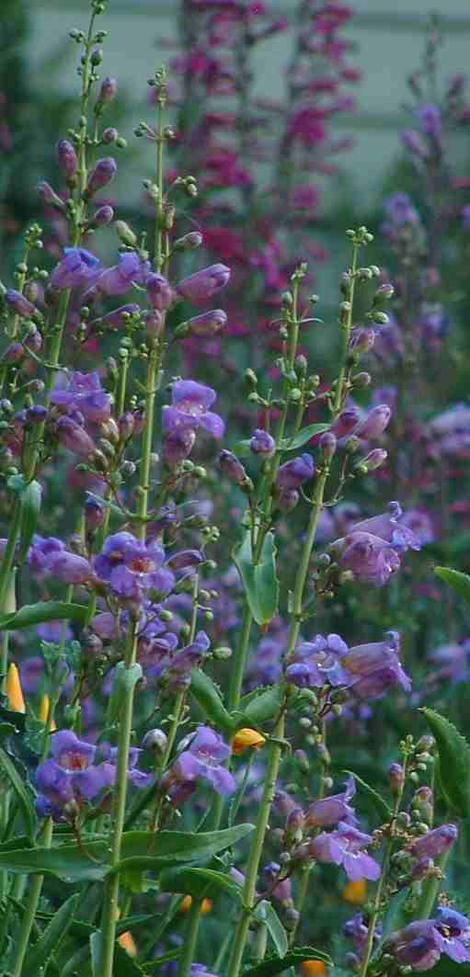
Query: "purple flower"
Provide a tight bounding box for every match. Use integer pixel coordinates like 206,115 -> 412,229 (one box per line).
285,633 -> 350,689
176,263 -> 230,305
218,450 -> 248,486
428,640 -> 470,684
411,824 -> 458,860
262,862 -> 292,903
56,416 -> 96,457
384,192 -> 420,227
310,821 -> 381,881
169,726 -> 236,798
35,730 -> 107,818
51,371 -> 111,423
434,908 -> 470,963
50,248 -> 101,290
86,156 -> 117,195
345,913 -> 382,961
429,404 -> 470,458
164,428 -> 196,465
250,428 -> 276,457
332,502 -> 420,587
147,272 -> 175,310
163,380 -> 224,439
276,453 -> 315,490
352,404 -> 391,440
57,139 -> 78,178
95,532 -> 175,604
153,631 -> 211,691
5,289 -> 37,317
182,309 -> 227,336
417,104 -> 442,139
388,921 -> 443,971
305,776 -> 357,828
92,252 -> 151,298
343,631 -> 411,699
27,536 -> 92,584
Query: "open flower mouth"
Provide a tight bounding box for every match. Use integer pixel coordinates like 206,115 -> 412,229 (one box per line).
59,752 -> 90,771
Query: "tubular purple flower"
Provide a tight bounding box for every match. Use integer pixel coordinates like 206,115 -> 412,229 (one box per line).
250,428 -> 276,456
56,416 -> 96,457
286,633 -> 350,689
310,821 -> 381,881
169,726 -> 236,798
57,139 -> 78,178
163,380 -> 224,439
5,289 -> 37,318
37,181 -> 65,211
411,823 -> 458,860
86,157 -> 117,195
218,450 -> 248,486
51,370 -> 111,423
388,921 -> 443,971
46,550 -> 93,585
342,631 -> 411,698
276,453 -> 315,490
417,103 -> 442,139
146,272 -> 175,310
176,263 -> 231,306
401,129 -> 430,158
50,248 -> 100,290
181,309 -> 228,336
352,404 -> 391,440
305,777 -> 357,828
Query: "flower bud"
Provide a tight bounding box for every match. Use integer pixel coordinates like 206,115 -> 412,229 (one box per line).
6,663 -> 25,713
92,204 -> 114,226
99,76 -> 118,103
176,263 -> 230,306
356,448 -> 388,471
250,428 -> 275,457
177,309 -> 227,337
320,431 -> 336,460
342,879 -> 367,905
146,273 -> 174,311
114,220 -> 137,247
56,416 -> 96,457
5,289 -> 37,317
37,181 -> 65,211
388,762 -> 405,792
218,450 -> 248,487
232,728 -> 266,755
57,139 -> 78,178
86,157 -> 117,195
85,494 -> 106,531
349,327 -> 375,355
142,728 -> 168,754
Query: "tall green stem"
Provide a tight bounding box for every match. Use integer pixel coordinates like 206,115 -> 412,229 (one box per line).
178,898 -> 202,977
10,818 -> 53,977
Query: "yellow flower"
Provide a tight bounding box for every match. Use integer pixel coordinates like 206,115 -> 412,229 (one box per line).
301,961 -> 328,977
180,895 -> 213,914
342,878 -> 367,905
118,931 -> 137,957
6,663 -> 25,713
232,727 -> 266,756
38,694 -> 57,731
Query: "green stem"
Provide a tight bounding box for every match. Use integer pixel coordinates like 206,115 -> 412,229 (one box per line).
136,345 -> 160,539
10,818 -> 53,977
416,847 -> 452,920
98,622 -> 138,977
177,898 -> 202,977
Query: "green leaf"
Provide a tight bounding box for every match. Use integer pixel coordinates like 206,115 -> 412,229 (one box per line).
241,947 -> 331,977
0,601 -> 88,632
426,962 -> 470,977
190,669 -> 234,734
280,423 -> 328,452
0,826 -> 254,882
17,479 -> 42,565
254,900 -> 288,955
0,747 -> 36,837
421,707 -> 470,817
233,530 -> 279,626
159,864 -> 242,901
241,686 -> 283,727
343,769 -> 392,821
435,566 -> 470,604
22,893 -> 79,977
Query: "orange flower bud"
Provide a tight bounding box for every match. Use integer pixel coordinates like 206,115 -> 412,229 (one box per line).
6,663 -> 25,713
180,895 -> 213,914
118,931 -> 137,957
342,878 -> 367,905
38,694 -> 57,730
301,960 -> 327,977
232,727 -> 266,755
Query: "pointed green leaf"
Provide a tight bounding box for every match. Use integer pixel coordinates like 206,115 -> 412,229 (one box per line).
241,947 -> 332,977
190,669 -> 234,733
22,893 -> 79,977
435,566 -> 470,605
108,662 -> 143,723
255,900 -> 288,955
159,865 -> 242,901
421,707 -> 470,817
233,530 -> 279,626
280,424 -> 328,452
0,747 -> 36,837
0,601 -> 88,632
343,769 -> 392,821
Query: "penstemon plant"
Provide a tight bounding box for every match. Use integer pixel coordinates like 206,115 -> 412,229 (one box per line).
0,3 -> 469,977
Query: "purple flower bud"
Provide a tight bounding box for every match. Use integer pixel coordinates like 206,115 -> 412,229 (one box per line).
93,204 -> 114,226
24,329 -> 42,353
37,181 -> 64,211
5,289 -> 37,317
411,824 -> 458,860
353,405 -> 391,440
349,327 -> 375,355
102,127 -> 118,144
99,76 -> 118,103
218,450 -> 248,486
388,762 -> 405,792
118,412 -> 135,440
416,103 -> 442,139
320,431 -> 337,460
277,488 -> 299,511
100,304 -> 140,329
147,273 -> 175,310
277,453 -> 315,490
4,342 -> 24,363
164,428 -> 196,465
182,309 -> 228,337
332,407 -> 361,440
57,139 -> 78,178
85,494 -> 106,531
86,157 -> 117,196
358,448 -> 388,471
250,428 -> 276,456
56,416 -> 96,457
47,551 -> 92,585
401,129 -> 430,158
176,263 -> 231,306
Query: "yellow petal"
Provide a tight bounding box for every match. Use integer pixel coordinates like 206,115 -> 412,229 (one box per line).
6,663 -> 25,713
301,961 -> 327,977
232,727 -> 266,755
342,878 -> 367,905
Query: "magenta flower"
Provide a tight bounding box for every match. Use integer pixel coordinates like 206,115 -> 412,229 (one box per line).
163,380 -> 224,439
170,726 -> 236,798
310,821 -> 381,881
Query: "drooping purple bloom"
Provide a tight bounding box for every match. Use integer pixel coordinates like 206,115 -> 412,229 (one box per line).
285,633 -> 350,689
310,821 -> 381,881
276,453 -> 315,490
332,502 -> 420,587
169,726 -> 236,798
411,824 -> 458,860
28,536 -> 92,584
343,631 -> 411,699
92,252 -> 151,298
56,416 -> 96,457
250,428 -> 276,457
434,908 -> 470,963
176,263 -> 230,305
388,921 -> 443,971
50,247 -> 101,290
352,404 -> 391,440
5,289 -> 37,317
305,776 -> 357,828
182,309 -> 228,336
163,380 -> 224,439
52,370 -> 111,422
